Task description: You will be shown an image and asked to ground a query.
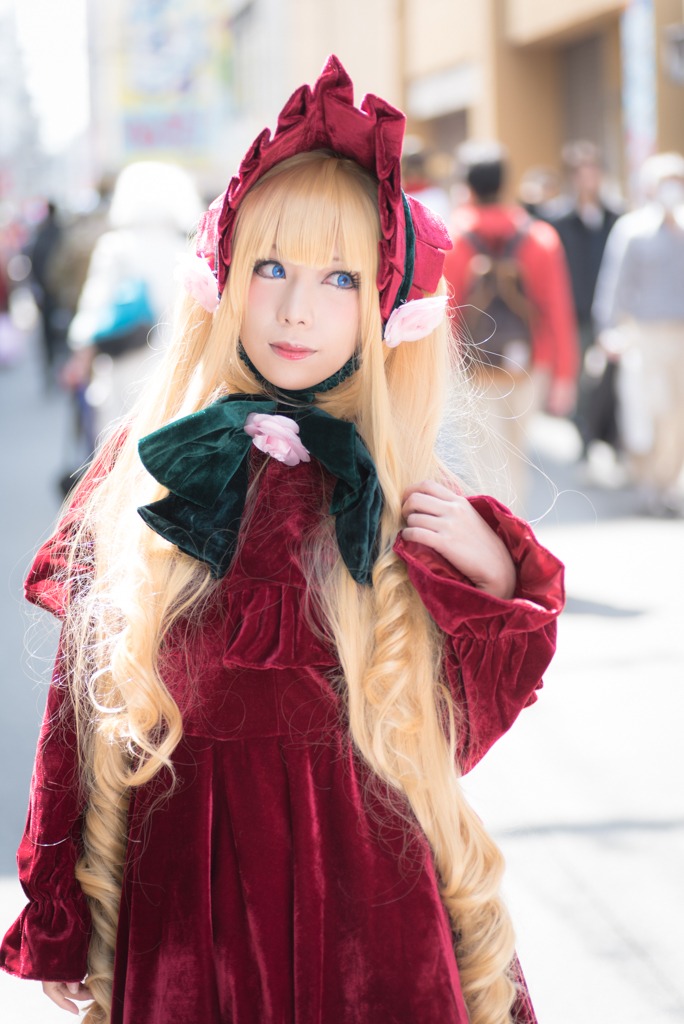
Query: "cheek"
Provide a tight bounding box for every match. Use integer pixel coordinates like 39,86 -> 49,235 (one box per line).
241,282 -> 264,339
349,313 -> 361,349
340,298 -> 360,346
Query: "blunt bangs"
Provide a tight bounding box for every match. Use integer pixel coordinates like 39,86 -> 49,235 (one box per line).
234,152 -> 380,279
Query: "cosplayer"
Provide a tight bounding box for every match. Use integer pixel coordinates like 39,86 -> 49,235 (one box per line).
0,58 -> 564,1024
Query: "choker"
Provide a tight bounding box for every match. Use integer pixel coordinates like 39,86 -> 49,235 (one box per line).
237,342 -> 359,403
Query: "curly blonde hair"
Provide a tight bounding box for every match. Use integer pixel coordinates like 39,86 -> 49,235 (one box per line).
61,151 -> 519,1023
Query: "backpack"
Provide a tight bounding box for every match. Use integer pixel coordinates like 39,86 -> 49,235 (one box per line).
460,226 -> 536,370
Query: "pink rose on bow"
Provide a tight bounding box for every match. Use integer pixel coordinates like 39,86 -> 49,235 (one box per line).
175,253 -> 220,313
244,413 -> 311,467
383,295 -> 448,348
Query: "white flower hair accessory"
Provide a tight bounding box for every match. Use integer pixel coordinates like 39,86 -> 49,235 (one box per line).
383,295 -> 448,348
175,253 -> 220,313
244,413 -> 311,467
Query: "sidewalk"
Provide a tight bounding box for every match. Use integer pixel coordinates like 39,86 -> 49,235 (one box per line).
1,339 -> 683,1022
464,506 -> 684,1023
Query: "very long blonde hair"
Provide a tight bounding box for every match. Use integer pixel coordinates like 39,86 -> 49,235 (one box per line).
62,151 -> 519,1023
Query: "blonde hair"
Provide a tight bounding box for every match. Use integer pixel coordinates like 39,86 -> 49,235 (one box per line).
62,151 -> 518,1023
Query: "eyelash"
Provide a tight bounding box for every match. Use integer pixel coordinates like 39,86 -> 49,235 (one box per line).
330,271 -> 360,290
253,260 -> 285,279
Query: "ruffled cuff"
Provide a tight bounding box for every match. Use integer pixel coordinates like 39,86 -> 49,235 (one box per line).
1,727 -> 91,981
0,894 -> 90,982
393,494 -> 565,639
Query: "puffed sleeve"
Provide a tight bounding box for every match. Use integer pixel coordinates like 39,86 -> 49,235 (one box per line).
0,639 -> 90,981
393,495 -> 564,774
1,435 -> 125,981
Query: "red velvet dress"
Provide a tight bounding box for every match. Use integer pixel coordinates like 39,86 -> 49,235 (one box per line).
0,449 -> 564,1023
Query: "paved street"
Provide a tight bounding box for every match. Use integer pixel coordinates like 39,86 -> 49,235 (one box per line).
1,332 -> 682,1022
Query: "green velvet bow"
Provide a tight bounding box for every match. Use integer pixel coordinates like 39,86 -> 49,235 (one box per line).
137,394 -> 382,585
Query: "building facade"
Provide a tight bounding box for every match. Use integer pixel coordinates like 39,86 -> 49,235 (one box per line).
81,0 -> 683,205
400,0 -> 684,201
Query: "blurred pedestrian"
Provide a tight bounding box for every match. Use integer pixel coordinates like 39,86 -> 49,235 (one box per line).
61,161 -> 204,467
28,201 -> 64,383
402,145 -> 452,224
444,141 -> 579,512
518,166 -> 562,221
48,177 -> 114,330
550,141 -> 622,459
593,152 -> 684,515
0,230 -> 13,366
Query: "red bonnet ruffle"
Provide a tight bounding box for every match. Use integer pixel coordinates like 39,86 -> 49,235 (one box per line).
195,55 -> 451,321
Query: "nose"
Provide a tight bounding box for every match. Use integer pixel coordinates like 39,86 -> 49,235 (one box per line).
277,279 -> 312,327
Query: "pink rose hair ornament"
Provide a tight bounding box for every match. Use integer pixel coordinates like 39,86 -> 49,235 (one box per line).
383,295 -> 449,348
190,55 -> 452,343
175,253 -> 220,314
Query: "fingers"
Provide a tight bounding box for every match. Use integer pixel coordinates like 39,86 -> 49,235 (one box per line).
42,980 -> 93,1014
66,982 -> 93,998
400,525 -> 452,555
42,981 -> 79,1014
402,512 -> 444,534
402,479 -> 459,506
402,481 -> 466,527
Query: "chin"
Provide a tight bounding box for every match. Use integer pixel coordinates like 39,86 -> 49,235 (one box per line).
260,362 -> 321,391
273,373 -> 320,390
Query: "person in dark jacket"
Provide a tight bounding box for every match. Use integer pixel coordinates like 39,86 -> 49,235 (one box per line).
549,141 -> 622,457
29,201 -> 65,383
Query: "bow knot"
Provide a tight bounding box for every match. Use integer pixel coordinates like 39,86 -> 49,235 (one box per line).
137,395 -> 382,585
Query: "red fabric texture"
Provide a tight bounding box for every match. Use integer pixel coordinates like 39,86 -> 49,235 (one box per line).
195,55 -> 452,320
0,640 -> 90,983
1,451 -> 564,1023
444,203 -> 579,382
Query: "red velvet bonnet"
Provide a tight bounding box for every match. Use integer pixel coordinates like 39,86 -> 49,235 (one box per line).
195,55 -> 452,321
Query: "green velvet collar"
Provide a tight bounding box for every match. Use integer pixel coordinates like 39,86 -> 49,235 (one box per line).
137,394 -> 382,586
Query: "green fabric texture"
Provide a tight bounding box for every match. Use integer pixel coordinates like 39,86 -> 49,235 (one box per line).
137,394 -> 382,585
394,191 -> 416,310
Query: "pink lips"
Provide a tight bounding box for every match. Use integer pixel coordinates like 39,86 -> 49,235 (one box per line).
270,343 -> 314,361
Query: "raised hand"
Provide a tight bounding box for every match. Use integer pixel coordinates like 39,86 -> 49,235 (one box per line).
401,481 -> 517,600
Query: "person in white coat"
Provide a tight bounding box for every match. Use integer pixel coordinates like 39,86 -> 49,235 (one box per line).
593,152 -> 684,514
63,161 -> 204,448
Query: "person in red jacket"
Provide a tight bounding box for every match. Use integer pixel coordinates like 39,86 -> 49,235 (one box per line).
445,142 -> 578,513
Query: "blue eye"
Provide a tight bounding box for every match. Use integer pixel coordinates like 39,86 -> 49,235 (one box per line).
255,260 -> 286,279
329,271 -> 359,289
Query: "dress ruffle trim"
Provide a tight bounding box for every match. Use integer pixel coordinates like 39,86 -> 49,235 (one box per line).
0,896 -> 90,982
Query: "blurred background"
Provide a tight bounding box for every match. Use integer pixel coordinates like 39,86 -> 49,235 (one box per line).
3,0 -> 684,209
1,0 -> 683,1022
